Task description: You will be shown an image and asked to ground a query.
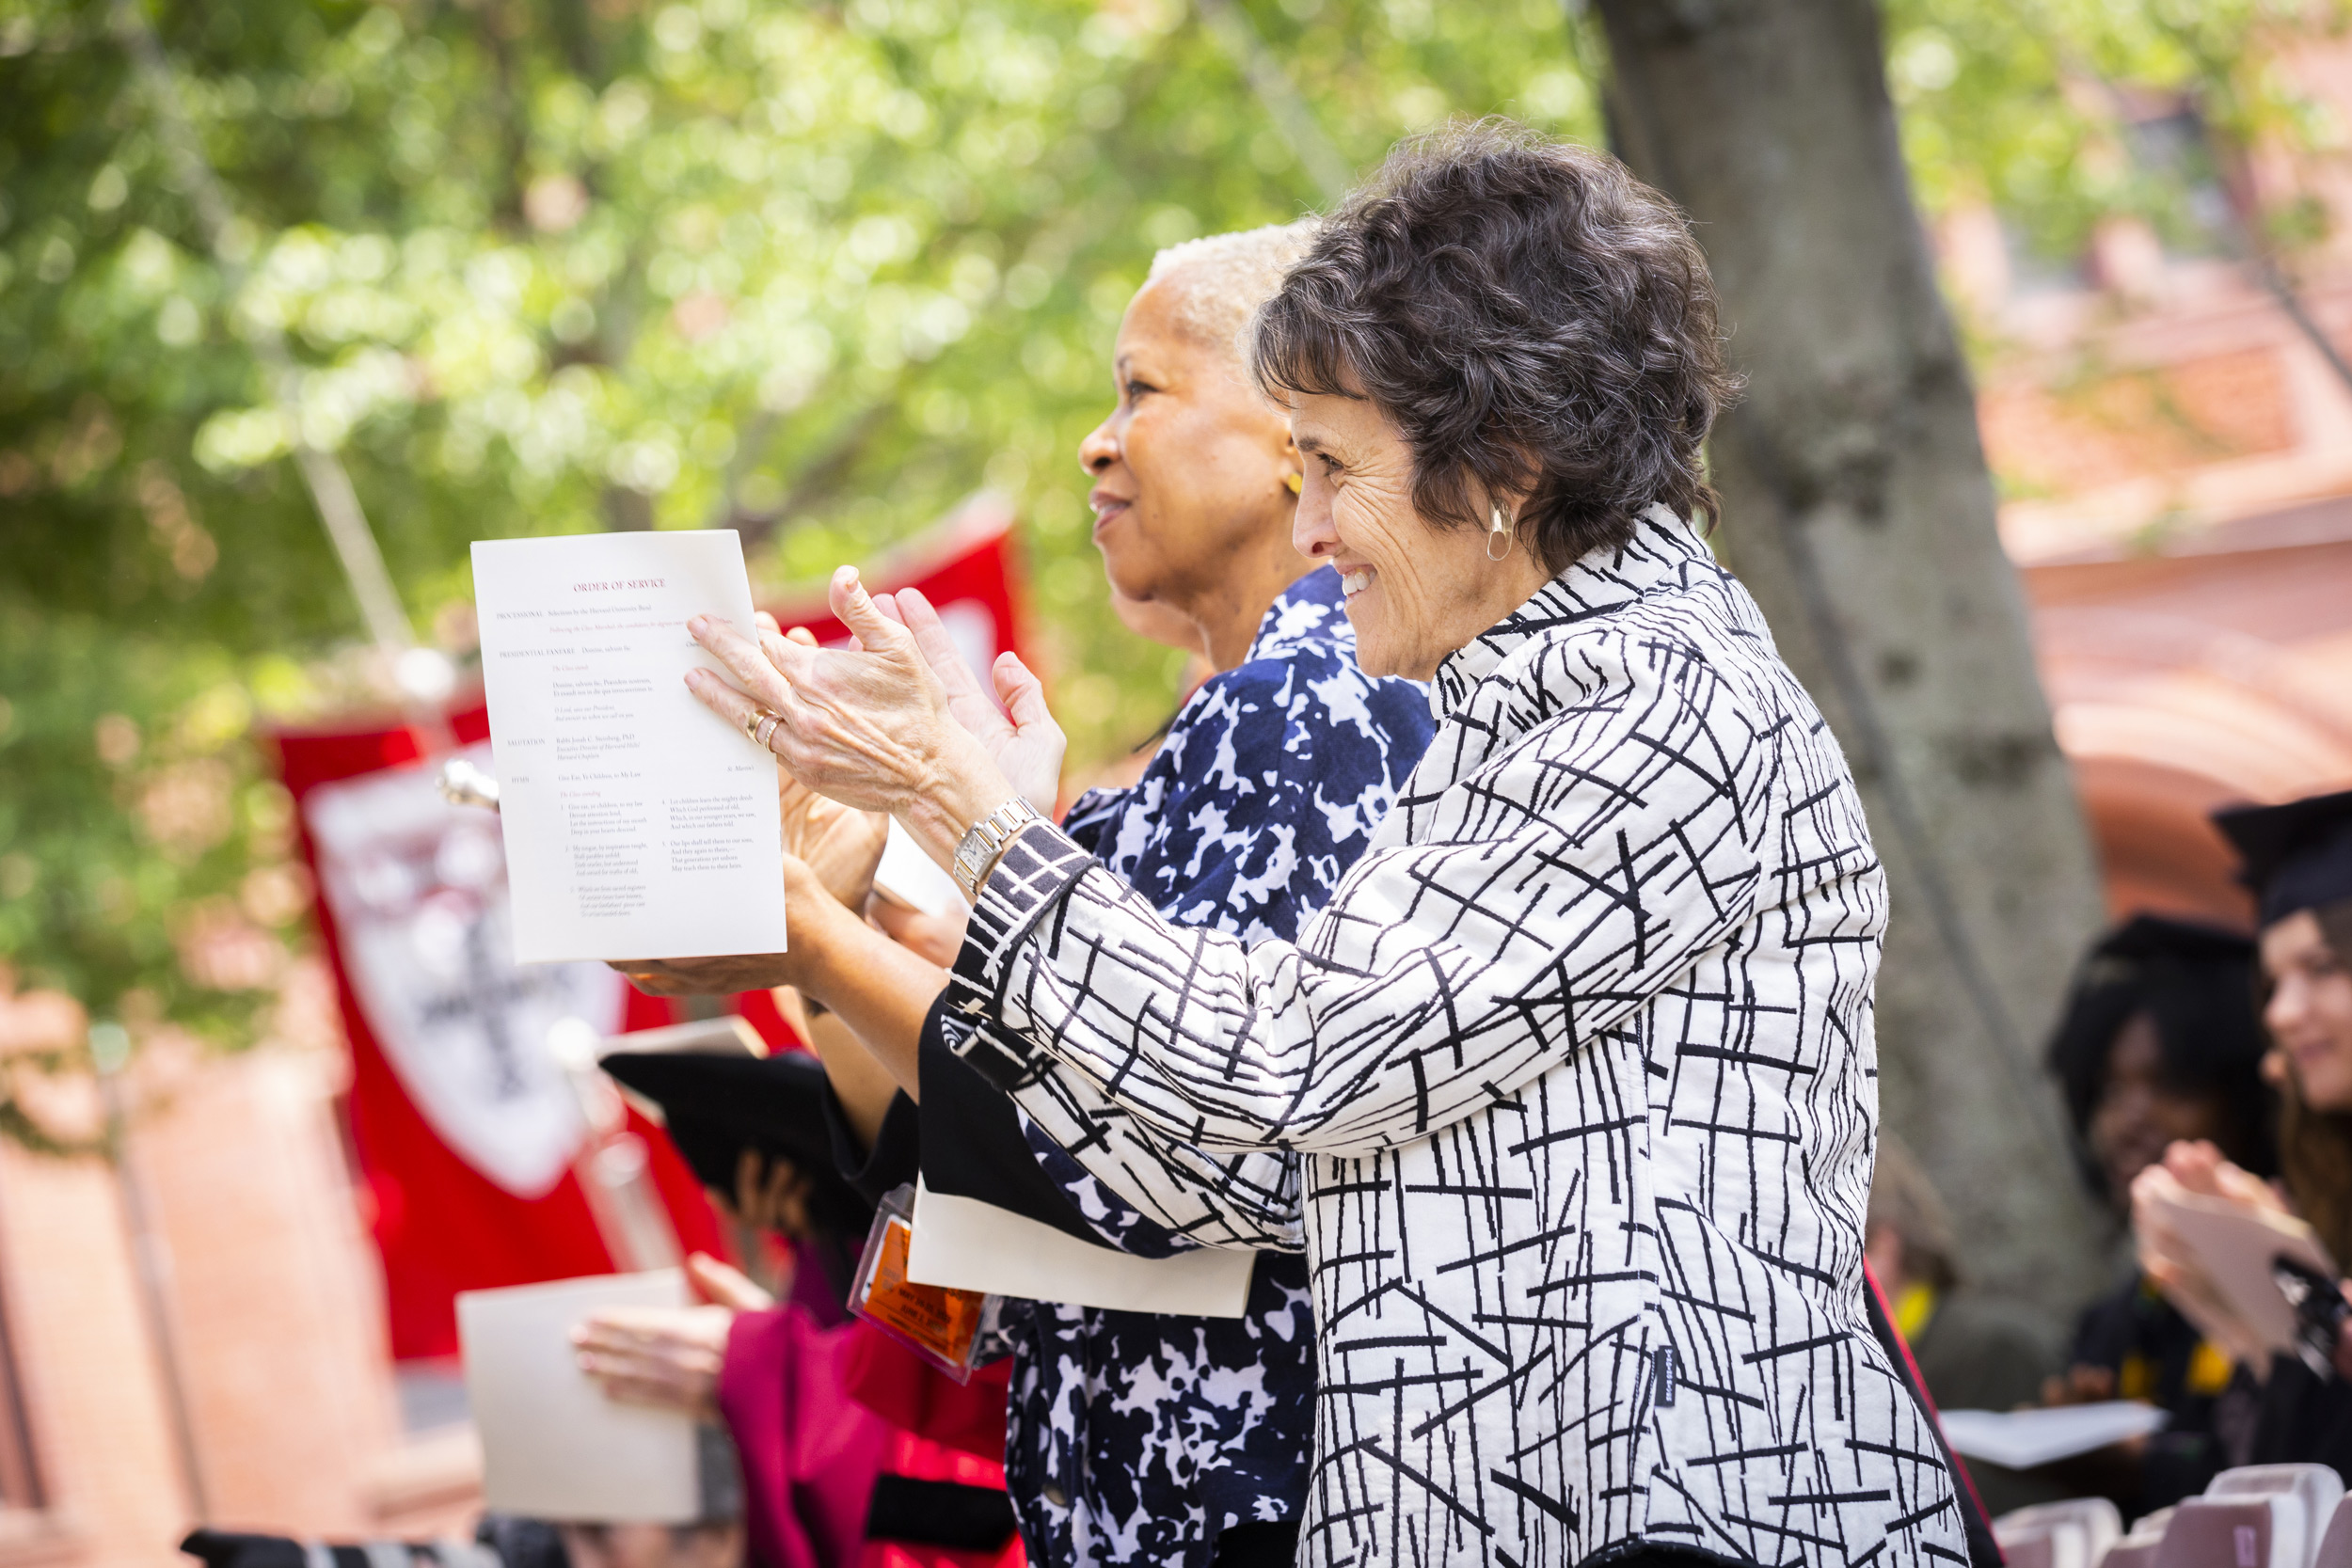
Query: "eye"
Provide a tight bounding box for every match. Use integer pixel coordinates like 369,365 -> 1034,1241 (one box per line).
1125,378 -> 1157,404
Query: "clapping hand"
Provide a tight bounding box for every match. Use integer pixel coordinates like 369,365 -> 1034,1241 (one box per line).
871,585 -> 1064,816
2132,1139 -> 2287,1372
612,620 -> 891,997
766,631 -> 890,909
682,567 -> 1041,868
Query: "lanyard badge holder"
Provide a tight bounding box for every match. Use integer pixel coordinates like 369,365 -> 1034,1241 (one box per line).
850,1183 -> 1000,1383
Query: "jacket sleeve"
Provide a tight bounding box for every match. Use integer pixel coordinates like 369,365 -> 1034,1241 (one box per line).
942,636 -> 1774,1158
916,641 -> 1429,1251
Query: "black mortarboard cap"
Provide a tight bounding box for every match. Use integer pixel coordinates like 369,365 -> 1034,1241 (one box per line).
2212,789 -> 2352,927
2086,911 -> 2255,970
599,1049 -> 872,1240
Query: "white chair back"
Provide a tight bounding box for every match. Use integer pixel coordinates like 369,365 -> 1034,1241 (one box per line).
1996,1498 -> 2124,1568
2211,1465 -> 2348,1568
2312,1497 -> 2352,1568
2101,1507 -> 2173,1568
2153,1495 -> 2304,1568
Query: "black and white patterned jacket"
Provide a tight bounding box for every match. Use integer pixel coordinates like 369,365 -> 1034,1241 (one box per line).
942,508 -> 1967,1567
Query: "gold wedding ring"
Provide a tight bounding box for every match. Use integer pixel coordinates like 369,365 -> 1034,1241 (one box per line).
743,707 -> 782,749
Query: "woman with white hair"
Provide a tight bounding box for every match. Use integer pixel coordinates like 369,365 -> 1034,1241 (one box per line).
624,220 -> 1434,1568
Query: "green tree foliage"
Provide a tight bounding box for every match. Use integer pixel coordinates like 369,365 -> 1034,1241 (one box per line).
0,0 -> 1597,1053
0,0 -> 2333,1077
1881,0 -> 2345,263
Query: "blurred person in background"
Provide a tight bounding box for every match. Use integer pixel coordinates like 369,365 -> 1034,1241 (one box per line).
581,969 -> 1021,1568
620,220 -> 1438,1568
1867,1140 -> 2057,1416
2133,789 -> 2352,1483
2042,913 -> 2276,1511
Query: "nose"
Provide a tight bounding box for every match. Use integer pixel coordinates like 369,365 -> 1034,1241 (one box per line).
1079,414 -> 1120,476
1292,472 -> 1338,562
2268,974 -> 2306,1037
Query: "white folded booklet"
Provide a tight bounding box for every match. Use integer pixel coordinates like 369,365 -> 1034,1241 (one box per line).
458,1269 -> 701,1522
908,1177 -> 1258,1319
1938,1402 -> 2169,1470
473,530 -> 791,964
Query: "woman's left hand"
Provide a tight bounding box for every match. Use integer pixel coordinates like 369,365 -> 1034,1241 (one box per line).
686,566 -> 1015,860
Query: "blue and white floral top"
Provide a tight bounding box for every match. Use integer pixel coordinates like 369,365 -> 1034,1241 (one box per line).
990,566 -> 1433,1566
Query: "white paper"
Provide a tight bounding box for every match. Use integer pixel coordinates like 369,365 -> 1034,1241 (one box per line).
458,1269 -> 700,1522
907,1177 -> 1258,1319
473,531 -> 790,964
1939,1402 -> 2169,1470
2148,1188 -> 2337,1356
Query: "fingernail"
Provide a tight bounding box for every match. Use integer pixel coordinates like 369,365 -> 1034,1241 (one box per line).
689,614 -> 708,633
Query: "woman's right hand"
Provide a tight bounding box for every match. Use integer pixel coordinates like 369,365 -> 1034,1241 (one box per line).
876,586 -> 1065,816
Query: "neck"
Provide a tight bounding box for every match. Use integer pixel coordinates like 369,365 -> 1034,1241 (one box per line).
1178,515 -> 1316,672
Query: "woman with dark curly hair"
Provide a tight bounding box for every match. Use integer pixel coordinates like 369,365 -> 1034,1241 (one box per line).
2038,915 -> 2275,1513
684,122 -> 1968,1566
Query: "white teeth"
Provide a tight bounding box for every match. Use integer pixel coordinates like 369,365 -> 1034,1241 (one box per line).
1340,569 -> 1373,596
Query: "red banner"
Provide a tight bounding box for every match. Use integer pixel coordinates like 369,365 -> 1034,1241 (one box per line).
274,501 -> 1028,1361
762,494 -> 1028,671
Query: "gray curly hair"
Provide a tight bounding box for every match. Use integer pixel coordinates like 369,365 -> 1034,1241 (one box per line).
1143,219 -> 1319,372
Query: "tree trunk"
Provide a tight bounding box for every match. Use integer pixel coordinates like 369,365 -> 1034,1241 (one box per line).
1594,0 -> 2109,1320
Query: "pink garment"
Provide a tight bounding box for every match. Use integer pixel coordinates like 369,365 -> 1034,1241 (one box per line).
719,1306 -> 895,1568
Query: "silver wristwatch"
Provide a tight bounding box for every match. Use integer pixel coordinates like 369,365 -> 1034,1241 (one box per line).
951,798 -> 1042,899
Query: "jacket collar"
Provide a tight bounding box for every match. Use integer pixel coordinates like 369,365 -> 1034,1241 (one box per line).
1429,505 -> 1711,721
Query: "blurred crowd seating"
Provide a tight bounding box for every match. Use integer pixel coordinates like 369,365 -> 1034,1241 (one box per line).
1997,1463 -> 2352,1568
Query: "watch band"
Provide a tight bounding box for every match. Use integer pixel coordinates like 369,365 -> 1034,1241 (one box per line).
951,798 -> 1043,899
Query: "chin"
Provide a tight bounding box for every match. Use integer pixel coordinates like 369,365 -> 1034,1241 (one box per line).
1341,604 -> 1396,677
2303,1061 -> 2352,1116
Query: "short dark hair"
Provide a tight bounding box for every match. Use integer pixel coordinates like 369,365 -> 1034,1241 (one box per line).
2044,914 -> 2276,1197
1250,119 -> 1740,574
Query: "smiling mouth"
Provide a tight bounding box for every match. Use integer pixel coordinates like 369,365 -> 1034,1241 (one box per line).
1090,499 -> 1131,533
1339,568 -> 1374,597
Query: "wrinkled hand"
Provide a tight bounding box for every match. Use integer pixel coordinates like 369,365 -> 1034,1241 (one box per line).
685,568 -> 976,819
755,614 -> 893,907
873,585 -> 1064,816
779,758 -> 887,911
